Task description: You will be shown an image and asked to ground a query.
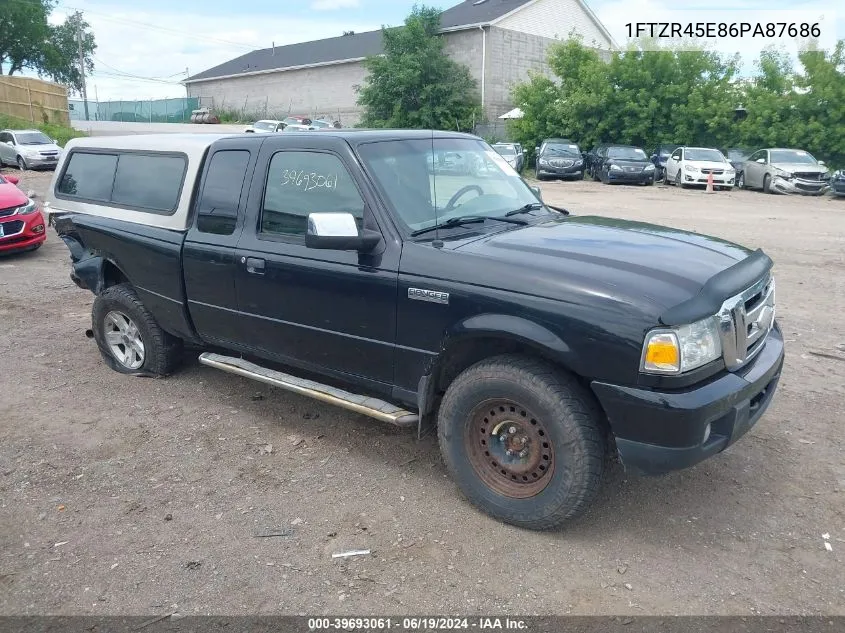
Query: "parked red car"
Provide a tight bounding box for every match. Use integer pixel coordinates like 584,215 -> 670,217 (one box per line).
0,173 -> 46,255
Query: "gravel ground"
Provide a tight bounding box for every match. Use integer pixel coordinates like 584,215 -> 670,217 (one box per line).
1,168 -> 843,616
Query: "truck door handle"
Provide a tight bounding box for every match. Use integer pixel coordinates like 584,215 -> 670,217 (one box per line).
244,257 -> 265,274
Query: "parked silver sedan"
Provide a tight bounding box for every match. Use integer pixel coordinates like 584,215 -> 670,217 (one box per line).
0,129 -> 63,170
738,148 -> 830,195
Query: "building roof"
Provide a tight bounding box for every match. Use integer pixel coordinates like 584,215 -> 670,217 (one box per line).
185,0 -> 536,83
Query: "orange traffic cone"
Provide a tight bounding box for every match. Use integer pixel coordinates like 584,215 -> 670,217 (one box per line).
705,172 -> 715,193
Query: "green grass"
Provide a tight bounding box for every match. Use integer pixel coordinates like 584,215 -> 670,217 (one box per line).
0,113 -> 86,147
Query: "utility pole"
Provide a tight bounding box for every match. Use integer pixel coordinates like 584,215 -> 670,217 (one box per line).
76,19 -> 89,121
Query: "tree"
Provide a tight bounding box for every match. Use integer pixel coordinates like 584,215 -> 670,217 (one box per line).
0,1 -> 96,95
357,5 -> 481,130
0,0 -> 54,75
42,11 -> 96,95
509,38 -> 739,159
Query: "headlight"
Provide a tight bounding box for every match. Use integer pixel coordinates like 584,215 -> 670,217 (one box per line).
609,164 -> 622,171
776,170 -> 793,179
16,198 -> 38,215
641,316 -> 722,374
726,168 -> 736,175
684,164 -> 698,172
538,158 -> 549,166
574,159 -> 583,166
644,164 -> 655,171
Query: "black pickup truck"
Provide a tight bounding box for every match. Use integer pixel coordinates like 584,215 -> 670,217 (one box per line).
47,130 -> 784,530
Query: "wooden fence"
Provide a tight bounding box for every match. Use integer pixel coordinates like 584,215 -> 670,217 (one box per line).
0,76 -> 70,126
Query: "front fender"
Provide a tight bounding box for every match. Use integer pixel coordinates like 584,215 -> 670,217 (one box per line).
447,313 -> 572,359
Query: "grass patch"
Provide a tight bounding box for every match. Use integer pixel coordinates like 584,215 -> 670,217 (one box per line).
0,113 -> 86,147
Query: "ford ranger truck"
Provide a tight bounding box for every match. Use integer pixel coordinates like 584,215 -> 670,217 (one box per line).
47,131 -> 784,530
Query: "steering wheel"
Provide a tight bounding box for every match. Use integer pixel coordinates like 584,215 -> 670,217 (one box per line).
445,185 -> 484,211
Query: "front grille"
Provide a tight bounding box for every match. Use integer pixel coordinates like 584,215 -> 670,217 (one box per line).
549,159 -> 574,168
794,172 -> 824,181
0,205 -> 19,218
701,169 -> 724,175
39,151 -> 58,156
719,275 -> 776,370
624,166 -> 639,172
0,220 -> 25,238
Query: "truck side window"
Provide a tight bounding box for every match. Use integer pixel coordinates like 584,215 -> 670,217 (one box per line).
112,154 -> 186,213
58,152 -> 118,200
196,150 -> 250,235
261,151 -> 364,237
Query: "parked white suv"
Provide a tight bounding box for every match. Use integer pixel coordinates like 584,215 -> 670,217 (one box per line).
0,129 -> 63,171
663,146 -> 735,189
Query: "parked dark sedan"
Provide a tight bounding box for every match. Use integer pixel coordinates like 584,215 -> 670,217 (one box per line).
721,148 -> 751,174
595,145 -> 655,185
534,138 -> 585,180
831,169 -> 845,197
650,144 -> 679,181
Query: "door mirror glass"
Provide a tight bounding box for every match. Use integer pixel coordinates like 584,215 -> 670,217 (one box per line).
818,160 -> 826,166
756,158 -> 765,163
305,212 -> 380,251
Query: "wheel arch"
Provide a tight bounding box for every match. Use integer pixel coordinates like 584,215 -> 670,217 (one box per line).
418,314 -> 584,416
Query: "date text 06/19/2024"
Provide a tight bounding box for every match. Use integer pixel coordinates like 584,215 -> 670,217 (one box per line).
625,22 -> 821,38
307,617 -> 528,630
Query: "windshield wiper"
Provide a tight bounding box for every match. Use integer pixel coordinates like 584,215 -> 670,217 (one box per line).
411,215 -> 527,237
505,202 -> 570,217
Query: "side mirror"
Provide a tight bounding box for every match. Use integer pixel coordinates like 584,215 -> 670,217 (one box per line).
5,175 -> 19,185
818,160 -> 826,166
305,212 -> 381,252
535,146 -> 540,154
756,158 -> 765,163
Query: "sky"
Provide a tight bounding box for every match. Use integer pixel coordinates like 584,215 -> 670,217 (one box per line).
41,0 -> 842,101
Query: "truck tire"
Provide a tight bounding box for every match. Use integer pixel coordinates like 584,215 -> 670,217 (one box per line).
437,354 -> 605,530
91,283 -> 183,376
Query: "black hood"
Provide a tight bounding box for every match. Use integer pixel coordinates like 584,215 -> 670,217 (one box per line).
450,215 -> 754,325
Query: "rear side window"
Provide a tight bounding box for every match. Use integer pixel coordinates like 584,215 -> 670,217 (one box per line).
196,150 -> 250,235
58,152 -> 118,200
56,150 -> 187,214
112,154 -> 186,212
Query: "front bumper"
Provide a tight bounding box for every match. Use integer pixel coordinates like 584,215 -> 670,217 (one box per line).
607,169 -> 654,183
683,172 -> 735,186
538,163 -> 583,178
770,175 -> 829,195
591,324 -> 784,475
21,154 -> 61,169
0,211 -> 47,254
830,179 -> 845,196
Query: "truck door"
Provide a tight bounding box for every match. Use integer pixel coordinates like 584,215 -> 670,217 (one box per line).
183,139 -> 257,346
233,138 -> 399,392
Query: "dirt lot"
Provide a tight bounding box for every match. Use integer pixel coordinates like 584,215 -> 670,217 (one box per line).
1,168 -> 843,616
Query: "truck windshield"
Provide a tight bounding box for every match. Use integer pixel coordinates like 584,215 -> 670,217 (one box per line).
357,138 -> 543,234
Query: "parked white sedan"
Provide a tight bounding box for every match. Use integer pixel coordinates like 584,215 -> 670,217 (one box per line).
663,147 -> 736,189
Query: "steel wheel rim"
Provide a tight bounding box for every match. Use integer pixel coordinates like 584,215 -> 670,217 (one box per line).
465,399 -> 555,499
103,310 -> 145,369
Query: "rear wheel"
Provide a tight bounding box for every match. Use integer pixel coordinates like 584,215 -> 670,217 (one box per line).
437,355 -> 605,530
92,283 -> 183,376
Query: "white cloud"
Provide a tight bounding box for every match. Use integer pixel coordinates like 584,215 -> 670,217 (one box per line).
49,1 -> 377,100
311,0 -> 361,11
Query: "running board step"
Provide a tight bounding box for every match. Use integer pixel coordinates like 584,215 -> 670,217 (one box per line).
198,352 -> 418,427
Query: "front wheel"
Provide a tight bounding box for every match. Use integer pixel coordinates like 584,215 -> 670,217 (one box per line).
17,156 -> 27,171
737,172 -> 745,189
437,355 -> 606,530
92,283 -> 183,376
763,174 -> 772,194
